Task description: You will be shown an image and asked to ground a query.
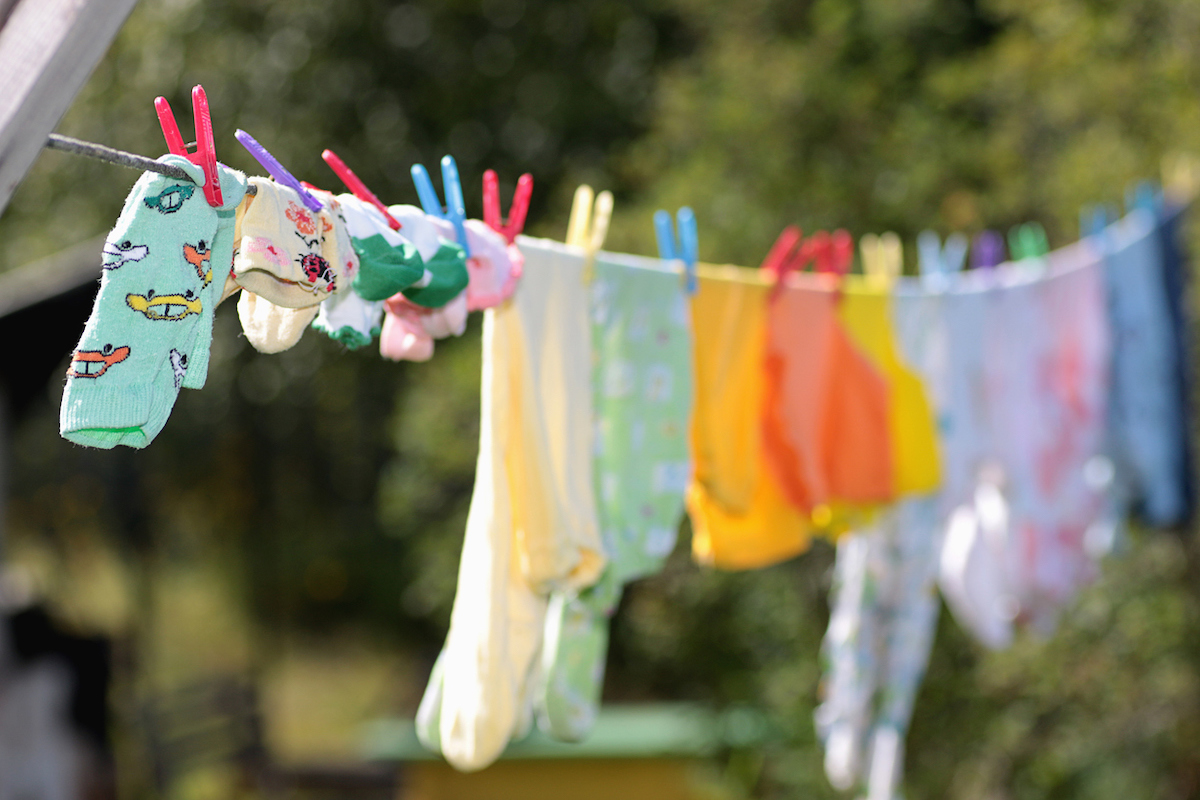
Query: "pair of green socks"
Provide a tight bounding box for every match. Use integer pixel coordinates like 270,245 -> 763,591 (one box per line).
60,155 -> 247,449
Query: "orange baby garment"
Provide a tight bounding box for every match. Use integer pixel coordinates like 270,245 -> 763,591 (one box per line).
762,275 -> 894,513
687,266 -> 812,570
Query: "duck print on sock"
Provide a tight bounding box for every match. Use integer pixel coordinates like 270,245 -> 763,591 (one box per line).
67,343 -> 130,378
103,240 -> 149,271
168,349 -> 188,388
143,184 -> 196,214
183,241 -> 213,286
126,289 -> 203,321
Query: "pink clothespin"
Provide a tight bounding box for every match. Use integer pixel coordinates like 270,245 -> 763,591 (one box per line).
154,85 -> 223,207
763,226 -> 823,300
322,149 -> 402,231
814,229 -> 854,276
482,170 -> 533,244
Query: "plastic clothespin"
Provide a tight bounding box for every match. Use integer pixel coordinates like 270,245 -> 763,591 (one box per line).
917,230 -> 968,282
322,149 -> 402,230
860,231 -> 902,285
1126,180 -> 1163,215
1079,205 -> 1111,240
971,230 -> 1005,269
566,185 -> 613,283
814,229 -> 853,276
483,170 -> 533,244
654,207 -> 699,295
1007,222 -> 1049,261
154,85 -> 223,207
1163,153 -> 1200,204
761,225 -> 805,296
235,129 -> 323,212
411,156 -> 470,257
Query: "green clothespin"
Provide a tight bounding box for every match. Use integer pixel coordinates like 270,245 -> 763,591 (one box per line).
1007,222 -> 1049,260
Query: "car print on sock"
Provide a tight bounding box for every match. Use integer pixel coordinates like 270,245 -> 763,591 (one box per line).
103,240 -> 149,270
67,344 -> 130,378
183,241 -> 213,286
126,289 -> 202,321
143,184 -> 196,214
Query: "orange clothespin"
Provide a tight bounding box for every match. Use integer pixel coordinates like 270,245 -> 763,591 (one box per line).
154,85 -> 223,207
483,170 -> 533,244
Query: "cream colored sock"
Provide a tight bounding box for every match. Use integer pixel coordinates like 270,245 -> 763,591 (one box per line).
232,178 -> 352,308
237,290 -> 319,354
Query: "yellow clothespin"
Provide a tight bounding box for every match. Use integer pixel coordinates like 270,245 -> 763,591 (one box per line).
859,231 -> 902,288
566,184 -> 613,283
1163,152 -> 1200,205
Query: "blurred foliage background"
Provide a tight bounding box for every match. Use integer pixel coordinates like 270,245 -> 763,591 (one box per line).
5,0 -> 1200,798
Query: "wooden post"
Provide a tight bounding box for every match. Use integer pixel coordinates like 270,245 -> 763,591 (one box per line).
0,0 -> 140,215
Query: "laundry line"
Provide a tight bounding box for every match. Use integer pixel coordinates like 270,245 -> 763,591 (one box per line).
44,134 -> 259,196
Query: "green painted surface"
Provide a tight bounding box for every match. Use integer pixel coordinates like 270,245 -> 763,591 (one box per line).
362,703 -> 771,762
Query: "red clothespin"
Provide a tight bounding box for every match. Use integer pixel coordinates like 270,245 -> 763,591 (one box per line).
813,229 -> 854,276
829,229 -> 854,275
762,225 -> 804,299
154,85 -> 223,207
321,149 -> 402,231
483,170 -> 533,244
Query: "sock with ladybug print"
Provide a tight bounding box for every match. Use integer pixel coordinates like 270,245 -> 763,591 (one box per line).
233,185 -> 359,353
60,155 -> 247,449
232,178 -> 349,308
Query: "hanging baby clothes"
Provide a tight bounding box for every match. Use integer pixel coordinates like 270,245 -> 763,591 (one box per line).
426,217 -> 524,310
311,193 -> 425,349
836,280 -> 942,498
1154,198 -> 1195,524
232,179 -> 358,354
379,292 -> 469,363
61,156 -> 247,448
1101,208 -> 1191,528
385,205 -> 470,308
536,248 -> 693,742
815,501 -> 943,799
686,266 -> 812,570
380,205 -> 471,362
416,239 -> 604,772
989,240 -> 1111,631
906,241 -> 1111,645
760,273 -> 894,522
814,242 -> 957,800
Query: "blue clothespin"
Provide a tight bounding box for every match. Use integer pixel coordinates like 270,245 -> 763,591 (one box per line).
1126,180 -> 1163,215
1080,205 -> 1110,239
411,155 -> 471,257
654,207 -> 698,295
916,230 -> 967,291
916,230 -> 968,276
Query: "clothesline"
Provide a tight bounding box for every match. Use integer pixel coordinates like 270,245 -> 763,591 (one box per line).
40,105 -> 1196,798
44,134 -> 259,196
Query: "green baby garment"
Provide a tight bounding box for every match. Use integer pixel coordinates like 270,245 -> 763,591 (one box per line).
537,253 -> 694,741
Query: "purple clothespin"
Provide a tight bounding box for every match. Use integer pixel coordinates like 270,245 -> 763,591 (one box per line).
235,129 -> 323,212
970,230 -> 1005,270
